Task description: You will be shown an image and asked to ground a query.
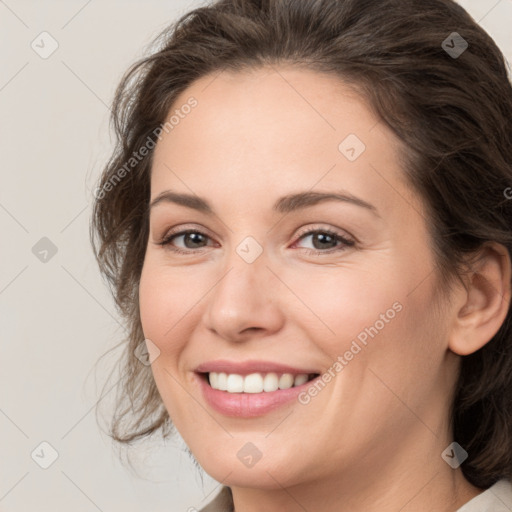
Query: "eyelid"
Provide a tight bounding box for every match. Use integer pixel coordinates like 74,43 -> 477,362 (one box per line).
158,223 -> 216,241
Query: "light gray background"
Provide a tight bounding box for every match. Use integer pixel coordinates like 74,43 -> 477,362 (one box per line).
1,1 -> 511,511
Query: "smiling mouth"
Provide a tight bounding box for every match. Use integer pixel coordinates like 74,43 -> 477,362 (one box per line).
200,371 -> 320,393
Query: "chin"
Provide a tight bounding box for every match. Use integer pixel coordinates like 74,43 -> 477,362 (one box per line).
192,443 -> 308,490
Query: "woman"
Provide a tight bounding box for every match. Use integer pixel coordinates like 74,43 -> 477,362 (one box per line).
90,0 -> 512,510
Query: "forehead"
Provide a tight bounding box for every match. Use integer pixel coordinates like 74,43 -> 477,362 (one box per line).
150,65 -> 419,218
154,65 -> 377,159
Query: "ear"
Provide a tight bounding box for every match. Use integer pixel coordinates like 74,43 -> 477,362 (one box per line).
448,242 -> 511,356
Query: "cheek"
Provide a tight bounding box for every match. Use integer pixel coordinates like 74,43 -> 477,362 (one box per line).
139,266 -> 166,343
138,264 -> 196,421
138,262 -> 190,358
283,257 -> 443,372
280,264 -> 406,355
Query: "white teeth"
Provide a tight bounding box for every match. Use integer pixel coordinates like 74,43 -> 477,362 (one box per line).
294,374 -> 309,386
226,374 -> 244,393
278,373 -> 294,389
217,372 -> 228,391
263,372 -> 279,392
209,371 -> 219,389
243,373 -> 263,393
208,372 -> 312,393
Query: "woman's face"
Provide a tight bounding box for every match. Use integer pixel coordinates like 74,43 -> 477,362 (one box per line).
139,66 -> 460,491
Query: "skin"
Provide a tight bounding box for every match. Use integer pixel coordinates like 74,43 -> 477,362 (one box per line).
138,65 -> 511,512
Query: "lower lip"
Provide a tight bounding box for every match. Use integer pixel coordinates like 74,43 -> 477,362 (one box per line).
195,373 -> 319,418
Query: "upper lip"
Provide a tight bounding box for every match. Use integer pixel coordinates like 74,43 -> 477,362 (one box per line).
195,359 -> 320,376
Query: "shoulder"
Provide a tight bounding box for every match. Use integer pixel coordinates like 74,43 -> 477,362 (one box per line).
456,479 -> 512,512
197,486 -> 234,512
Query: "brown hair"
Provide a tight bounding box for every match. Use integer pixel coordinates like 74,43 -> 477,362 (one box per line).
90,0 -> 512,488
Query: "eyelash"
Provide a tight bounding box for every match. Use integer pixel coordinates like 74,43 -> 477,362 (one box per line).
156,227 -> 356,256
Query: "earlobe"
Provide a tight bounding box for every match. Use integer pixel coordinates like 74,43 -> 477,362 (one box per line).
448,242 -> 511,356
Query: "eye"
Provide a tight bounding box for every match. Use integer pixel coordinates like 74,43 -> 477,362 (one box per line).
292,228 -> 355,254
156,229 -> 215,254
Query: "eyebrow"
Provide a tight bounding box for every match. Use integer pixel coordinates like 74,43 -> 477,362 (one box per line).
149,190 -> 380,217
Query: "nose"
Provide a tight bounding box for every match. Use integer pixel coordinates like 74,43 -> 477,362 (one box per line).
202,253 -> 285,343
